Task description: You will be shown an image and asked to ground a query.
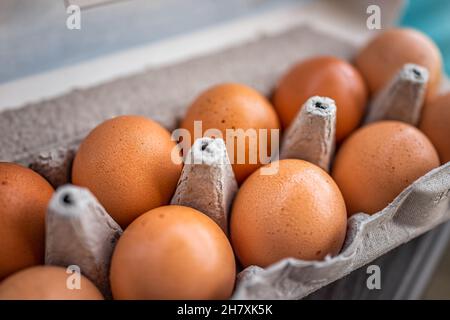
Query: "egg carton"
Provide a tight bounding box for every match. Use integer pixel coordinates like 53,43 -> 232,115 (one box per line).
1,1 -> 450,299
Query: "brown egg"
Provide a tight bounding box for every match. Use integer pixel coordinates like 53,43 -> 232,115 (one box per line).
420,93 -> 450,163
230,159 -> 347,268
332,121 -> 440,216
0,163 -> 54,280
72,115 -> 182,228
0,266 -> 103,300
273,56 -> 368,141
355,28 -> 442,101
110,205 -> 236,300
180,83 -> 280,183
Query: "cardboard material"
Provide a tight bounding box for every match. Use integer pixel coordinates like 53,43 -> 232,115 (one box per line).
45,185 -> 123,298
233,162 -> 450,299
1,0 -> 449,300
364,63 -> 429,126
0,25 -> 356,167
29,144 -> 78,188
171,137 -> 238,233
280,96 -> 336,172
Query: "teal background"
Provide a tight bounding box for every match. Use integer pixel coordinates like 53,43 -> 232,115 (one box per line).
401,0 -> 450,74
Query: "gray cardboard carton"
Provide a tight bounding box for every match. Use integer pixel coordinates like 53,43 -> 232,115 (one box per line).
1,0 -> 449,299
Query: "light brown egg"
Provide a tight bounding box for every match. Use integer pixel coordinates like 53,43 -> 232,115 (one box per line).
230,159 -> 347,268
420,93 -> 450,163
273,56 -> 368,141
355,28 -> 442,101
72,115 -> 182,228
180,83 -> 280,184
0,163 -> 54,280
0,266 -> 103,300
332,121 -> 440,216
110,205 -> 236,300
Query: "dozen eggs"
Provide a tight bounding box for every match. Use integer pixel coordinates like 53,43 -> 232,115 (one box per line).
0,28 -> 448,300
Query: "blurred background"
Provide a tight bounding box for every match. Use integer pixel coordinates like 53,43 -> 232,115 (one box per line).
0,0 -> 298,83
1,0 -> 449,83
402,0 -> 450,75
0,0 -> 449,299
402,2 -> 450,300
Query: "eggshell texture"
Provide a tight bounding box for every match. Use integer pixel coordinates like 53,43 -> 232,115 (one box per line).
0,266 -> 103,300
110,205 -> 236,300
72,115 -> 182,228
420,93 -> 450,163
181,83 -> 280,183
0,163 -> 54,280
273,56 -> 368,141
230,159 -> 347,268
332,121 -> 440,216
355,28 -> 442,101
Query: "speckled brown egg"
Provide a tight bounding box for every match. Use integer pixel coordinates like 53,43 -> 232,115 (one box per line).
332,121 -> 440,216
110,205 -> 236,300
72,115 -> 182,228
0,266 -> 103,300
230,159 -> 347,268
0,163 -> 54,280
181,83 -> 280,183
273,56 -> 368,141
355,28 -> 442,101
420,92 -> 450,163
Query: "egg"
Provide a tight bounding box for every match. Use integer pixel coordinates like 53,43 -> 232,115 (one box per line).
0,163 -> 54,280
0,266 -> 103,300
355,28 -> 442,101
72,115 -> 182,228
110,205 -> 236,299
420,93 -> 450,163
230,159 -> 347,268
332,121 -> 440,216
273,56 -> 368,141
180,83 -> 280,183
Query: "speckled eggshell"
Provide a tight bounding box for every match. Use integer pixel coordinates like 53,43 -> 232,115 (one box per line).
332,121 -> 440,216
420,93 -> 450,163
0,163 -> 54,280
230,159 -> 347,268
355,28 -> 442,101
181,83 -> 280,184
110,205 -> 236,300
0,266 -> 103,300
273,56 -> 368,141
72,115 -> 182,228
